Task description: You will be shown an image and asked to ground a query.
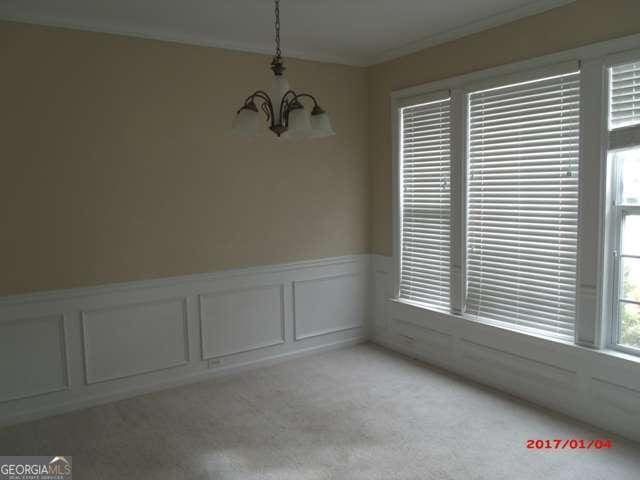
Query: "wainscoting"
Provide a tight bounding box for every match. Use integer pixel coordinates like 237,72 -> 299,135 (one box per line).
3,253 -> 640,444
371,255 -> 640,443
0,255 -> 370,426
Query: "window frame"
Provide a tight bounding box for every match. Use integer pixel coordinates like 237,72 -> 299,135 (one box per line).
391,33 -> 640,356
603,49 -> 640,356
608,201 -> 640,355
396,90 -> 453,313
463,66 -> 581,341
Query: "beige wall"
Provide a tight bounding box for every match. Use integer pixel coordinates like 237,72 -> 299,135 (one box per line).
5,1 -> 640,295
0,21 -> 369,295
368,0 -> 640,255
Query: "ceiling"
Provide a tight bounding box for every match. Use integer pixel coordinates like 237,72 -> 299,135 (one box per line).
0,0 -> 574,66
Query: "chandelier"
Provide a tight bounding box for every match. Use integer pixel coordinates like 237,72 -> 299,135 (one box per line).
231,0 -> 335,139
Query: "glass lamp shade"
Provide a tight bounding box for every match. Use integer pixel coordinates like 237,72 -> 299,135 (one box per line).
231,106 -> 260,137
310,111 -> 335,138
271,75 -> 291,119
285,106 -> 312,139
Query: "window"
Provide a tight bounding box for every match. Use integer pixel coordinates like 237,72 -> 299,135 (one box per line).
398,96 -> 451,310
609,60 -> 640,130
466,72 -> 581,339
392,39 -> 640,356
608,59 -> 640,353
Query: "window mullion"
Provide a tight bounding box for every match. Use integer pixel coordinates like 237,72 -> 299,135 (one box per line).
609,205 -> 623,347
450,89 -> 466,314
576,58 -> 607,348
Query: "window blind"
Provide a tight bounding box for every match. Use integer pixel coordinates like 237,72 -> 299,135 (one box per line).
466,72 -> 580,339
610,60 -> 640,130
399,97 -> 451,310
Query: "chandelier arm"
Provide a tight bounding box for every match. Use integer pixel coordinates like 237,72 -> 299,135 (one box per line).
246,90 -> 276,127
246,90 -> 272,105
278,90 -> 299,126
260,102 -> 271,122
283,100 -> 292,128
242,94 -> 257,107
292,93 -> 320,108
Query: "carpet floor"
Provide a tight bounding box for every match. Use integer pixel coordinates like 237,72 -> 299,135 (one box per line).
1,343 -> 639,479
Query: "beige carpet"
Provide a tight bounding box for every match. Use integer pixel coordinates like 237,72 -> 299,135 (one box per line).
1,343 -> 639,479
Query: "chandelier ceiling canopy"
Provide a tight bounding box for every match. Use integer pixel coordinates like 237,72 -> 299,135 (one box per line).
231,0 -> 335,139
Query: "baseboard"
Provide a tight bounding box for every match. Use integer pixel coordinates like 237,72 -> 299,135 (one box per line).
2,336 -> 366,427
0,254 -> 372,426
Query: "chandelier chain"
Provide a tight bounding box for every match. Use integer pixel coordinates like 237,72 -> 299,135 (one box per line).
274,0 -> 281,58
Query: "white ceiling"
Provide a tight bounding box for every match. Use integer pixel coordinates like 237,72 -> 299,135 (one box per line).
0,0 -> 574,66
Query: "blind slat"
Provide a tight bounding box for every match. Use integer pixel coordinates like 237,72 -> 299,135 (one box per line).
466,71 -> 580,340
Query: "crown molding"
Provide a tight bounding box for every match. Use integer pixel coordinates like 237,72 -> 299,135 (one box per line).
366,0 -> 576,66
0,0 -> 575,68
0,14 -> 367,67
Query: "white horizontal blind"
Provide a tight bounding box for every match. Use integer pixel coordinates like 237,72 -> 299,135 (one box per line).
466,72 -> 580,339
399,98 -> 451,310
610,60 -> 640,129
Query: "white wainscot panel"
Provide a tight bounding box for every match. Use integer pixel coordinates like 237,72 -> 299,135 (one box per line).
0,315 -> 68,402
591,378 -> 640,416
81,299 -> 189,384
392,318 -> 453,363
294,273 -> 366,340
199,285 -> 285,359
460,339 -> 578,408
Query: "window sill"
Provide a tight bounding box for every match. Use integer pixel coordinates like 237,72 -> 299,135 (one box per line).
388,297 -> 640,366
599,347 -> 640,365
391,297 -> 574,344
